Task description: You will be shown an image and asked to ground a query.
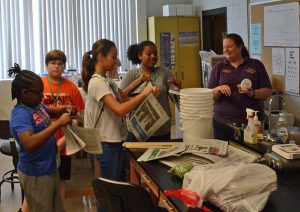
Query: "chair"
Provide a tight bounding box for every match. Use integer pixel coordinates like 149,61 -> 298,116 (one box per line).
0,120 -> 22,202
92,177 -> 167,212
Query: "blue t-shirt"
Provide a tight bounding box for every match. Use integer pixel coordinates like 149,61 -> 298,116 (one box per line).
10,103 -> 57,176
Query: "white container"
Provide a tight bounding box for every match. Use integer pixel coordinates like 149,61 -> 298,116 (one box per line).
181,117 -> 213,141
276,113 -> 289,143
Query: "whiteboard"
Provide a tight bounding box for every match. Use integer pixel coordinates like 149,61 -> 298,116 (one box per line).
264,2 -> 300,47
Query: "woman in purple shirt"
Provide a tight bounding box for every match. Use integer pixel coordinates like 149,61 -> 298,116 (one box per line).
208,33 -> 272,141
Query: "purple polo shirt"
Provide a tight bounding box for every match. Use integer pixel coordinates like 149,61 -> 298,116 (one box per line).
208,58 -> 272,125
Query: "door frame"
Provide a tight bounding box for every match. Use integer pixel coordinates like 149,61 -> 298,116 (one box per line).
202,7 -> 227,54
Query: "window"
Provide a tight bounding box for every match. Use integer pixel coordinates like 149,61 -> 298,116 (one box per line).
0,0 -> 138,79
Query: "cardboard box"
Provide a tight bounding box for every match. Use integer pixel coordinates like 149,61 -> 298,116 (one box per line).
176,4 -> 186,16
163,4 -> 193,16
185,4 -> 194,16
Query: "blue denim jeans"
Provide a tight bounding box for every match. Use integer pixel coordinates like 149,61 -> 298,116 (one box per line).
97,142 -> 124,181
95,142 -> 125,212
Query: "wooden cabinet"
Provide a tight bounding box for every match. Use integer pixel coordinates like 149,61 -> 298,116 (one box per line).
148,16 -> 201,88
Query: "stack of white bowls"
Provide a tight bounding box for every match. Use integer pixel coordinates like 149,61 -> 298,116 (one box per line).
179,88 -> 214,141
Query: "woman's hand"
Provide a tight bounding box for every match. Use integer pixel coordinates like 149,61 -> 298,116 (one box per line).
57,113 -> 71,126
66,105 -> 77,116
142,86 -> 160,97
168,77 -> 181,89
217,85 -> 232,96
138,72 -> 151,82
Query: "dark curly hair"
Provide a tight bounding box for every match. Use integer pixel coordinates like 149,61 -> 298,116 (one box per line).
8,63 -> 41,101
127,40 -> 156,65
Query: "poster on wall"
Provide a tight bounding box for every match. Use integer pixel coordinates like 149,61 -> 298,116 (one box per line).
250,23 -> 262,54
178,32 -> 198,46
272,48 -> 285,76
160,33 -> 175,70
264,2 -> 300,47
285,48 -> 299,93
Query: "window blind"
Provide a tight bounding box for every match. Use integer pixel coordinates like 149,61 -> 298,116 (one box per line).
0,0 -> 138,78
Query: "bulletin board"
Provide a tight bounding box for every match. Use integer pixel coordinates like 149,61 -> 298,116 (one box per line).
250,0 -> 300,93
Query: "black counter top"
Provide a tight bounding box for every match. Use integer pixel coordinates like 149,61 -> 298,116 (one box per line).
129,141 -> 300,212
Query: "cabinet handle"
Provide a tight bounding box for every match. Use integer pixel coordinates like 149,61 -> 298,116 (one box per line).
163,199 -> 173,210
141,174 -> 151,183
181,72 -> 184,80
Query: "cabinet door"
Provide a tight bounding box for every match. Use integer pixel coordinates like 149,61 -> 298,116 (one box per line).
148,16 -> 178,77
177,17 -> 201,88
148,17 -> 179,125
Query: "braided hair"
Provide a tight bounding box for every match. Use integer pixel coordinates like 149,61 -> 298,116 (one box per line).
8,63 -> 41,102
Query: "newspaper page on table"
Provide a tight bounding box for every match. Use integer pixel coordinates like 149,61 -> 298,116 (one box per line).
128,93 -> 169,141
137,139 -> 228,162
62,125 -> 103,155
158,141 -> 258,168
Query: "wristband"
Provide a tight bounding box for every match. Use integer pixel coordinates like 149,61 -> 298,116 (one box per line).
251,89 -> 256,98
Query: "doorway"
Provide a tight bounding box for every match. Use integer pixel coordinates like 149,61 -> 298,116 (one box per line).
202,7 -> 227,54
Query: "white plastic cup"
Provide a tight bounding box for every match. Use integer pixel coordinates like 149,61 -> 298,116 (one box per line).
239,78 -> 252,93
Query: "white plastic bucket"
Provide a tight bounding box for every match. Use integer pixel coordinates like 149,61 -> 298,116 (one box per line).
180,88 -> 212,95
180,116 -> 213,141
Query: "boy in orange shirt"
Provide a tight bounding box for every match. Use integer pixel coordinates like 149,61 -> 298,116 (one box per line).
42,50 -> 85,206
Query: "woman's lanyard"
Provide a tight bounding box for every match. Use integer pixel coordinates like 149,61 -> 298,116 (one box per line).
151,70 -> 158,85
139,67 -> 158,85
47,76 -> 61,106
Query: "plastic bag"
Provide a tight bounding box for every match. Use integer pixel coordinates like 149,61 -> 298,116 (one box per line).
169,163 -> 193,179
164,189 -> 212,212
183,162 -> 277,211
164,188 -> 200,207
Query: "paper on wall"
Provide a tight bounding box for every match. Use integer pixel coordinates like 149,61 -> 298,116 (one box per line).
272,48 -> 285,76
285,48 -> 299,93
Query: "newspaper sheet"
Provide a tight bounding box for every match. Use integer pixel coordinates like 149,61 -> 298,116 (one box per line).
137,139 -> 228,162
168,84 -> 180,111
158,144 -> 258,168
127,81 -> 149,96
168,89 -> 180,111
62,125 -> 103,155
128,93 -> 169,141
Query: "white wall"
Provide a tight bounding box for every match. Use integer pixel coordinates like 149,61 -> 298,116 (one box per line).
192,0 -> 248,47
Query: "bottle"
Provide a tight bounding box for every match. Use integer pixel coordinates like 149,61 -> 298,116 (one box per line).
276,112 -> 289,144
244,108 -> 258,144
68,69 -> 78,86
253,111 -> 262,135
